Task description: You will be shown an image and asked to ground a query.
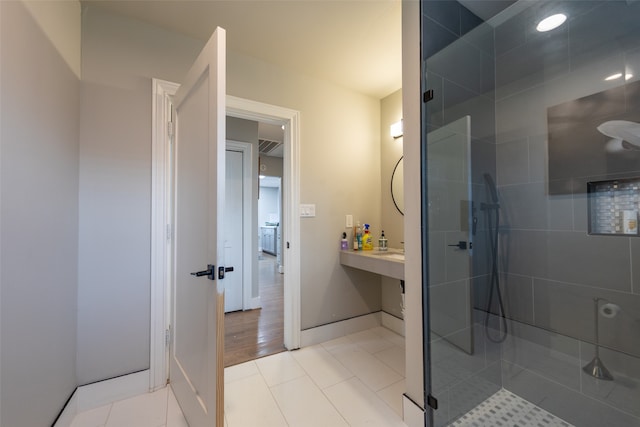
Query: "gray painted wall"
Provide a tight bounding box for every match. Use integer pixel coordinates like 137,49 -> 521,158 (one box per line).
0,1 -> 80,424
77,5 -> 203,385
260,155 -> 283,178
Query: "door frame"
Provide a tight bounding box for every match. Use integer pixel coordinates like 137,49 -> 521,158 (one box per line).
226,96 -> 301,354
225,140 -> 255,312
150,79 -> 179,391
150,80 -> 301,390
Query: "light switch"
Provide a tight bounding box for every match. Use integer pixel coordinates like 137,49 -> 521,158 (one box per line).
346,214 -> 353,228
300,204 -> 316,217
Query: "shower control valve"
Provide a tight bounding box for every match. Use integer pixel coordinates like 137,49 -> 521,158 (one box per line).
448,241 -> 471,250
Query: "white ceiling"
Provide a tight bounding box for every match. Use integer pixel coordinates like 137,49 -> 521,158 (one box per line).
82,0 -> 403,100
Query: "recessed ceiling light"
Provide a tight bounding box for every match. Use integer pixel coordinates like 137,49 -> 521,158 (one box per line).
605,73 -> 623,81
536,13 -> 567,32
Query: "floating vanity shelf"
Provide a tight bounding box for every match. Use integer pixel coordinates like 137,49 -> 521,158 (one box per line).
339,249 -> 405,280
588,178 -> 640,236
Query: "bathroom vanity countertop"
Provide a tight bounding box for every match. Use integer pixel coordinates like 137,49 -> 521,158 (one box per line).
339,249 -> 404,280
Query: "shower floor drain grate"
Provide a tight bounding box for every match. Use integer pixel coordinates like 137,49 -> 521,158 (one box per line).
450,388 -> 574,427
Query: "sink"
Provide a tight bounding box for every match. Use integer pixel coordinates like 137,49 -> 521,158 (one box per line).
340,249 -> 405,280
374,252 -> 405,261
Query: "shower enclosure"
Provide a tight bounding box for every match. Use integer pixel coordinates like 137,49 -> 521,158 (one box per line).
421,1 -> 640,426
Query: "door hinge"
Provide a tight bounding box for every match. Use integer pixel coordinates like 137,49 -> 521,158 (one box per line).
427,394 -> 438,410
166,224 -> 172,242
167,121 -> 174,137
165,328 -> 171,347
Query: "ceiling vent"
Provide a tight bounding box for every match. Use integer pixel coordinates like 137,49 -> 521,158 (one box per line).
259,139 -> 283,155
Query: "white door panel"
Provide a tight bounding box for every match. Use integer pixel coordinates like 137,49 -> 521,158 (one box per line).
224,149 -> 243,312
171,27 -> 225,427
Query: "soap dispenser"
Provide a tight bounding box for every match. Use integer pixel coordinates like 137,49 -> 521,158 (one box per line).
362,224 -> 373,250
341,232 -> 349,250
378,230 -> 388,251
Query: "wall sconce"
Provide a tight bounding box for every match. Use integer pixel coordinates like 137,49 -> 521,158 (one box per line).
390,120 -> 403,139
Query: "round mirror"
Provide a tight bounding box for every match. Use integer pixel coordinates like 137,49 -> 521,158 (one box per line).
391,156 -> 404,215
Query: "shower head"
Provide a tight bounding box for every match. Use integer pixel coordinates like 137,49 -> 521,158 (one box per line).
482,173 -> 500,210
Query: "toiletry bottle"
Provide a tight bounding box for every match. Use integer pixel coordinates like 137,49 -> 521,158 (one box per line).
378,230 -> 388,251
362,224 -> 373,250
356,222 -> 363,251
341,232 -> 349,250
353,225 -> 358,250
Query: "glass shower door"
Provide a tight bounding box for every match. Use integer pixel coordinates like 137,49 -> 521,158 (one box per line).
422,1 -> 640,426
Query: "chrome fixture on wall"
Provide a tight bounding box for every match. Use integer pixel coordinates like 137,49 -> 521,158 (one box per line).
583,297 -> 614,381
482,173 -> 508,343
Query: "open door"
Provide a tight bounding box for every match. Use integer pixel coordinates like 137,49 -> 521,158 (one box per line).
170,27 -> 226,427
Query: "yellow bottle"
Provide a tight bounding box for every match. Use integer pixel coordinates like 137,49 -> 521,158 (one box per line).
362,223 -> 374,250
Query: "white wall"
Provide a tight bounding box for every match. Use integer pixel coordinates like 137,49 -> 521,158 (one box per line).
259,186 -> 280,226
402,0 -> 425,411
78,4 -> 383,382
0,1 -> 81,424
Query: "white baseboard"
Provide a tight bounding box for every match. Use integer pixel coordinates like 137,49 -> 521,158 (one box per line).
53,391 -> 78,427
247,296 -> 261,310
300,312 -> 381,347
402,394 -> 425,427
77,370 -> 150,412
381,311 -> 405,337
54,370 -> 151,426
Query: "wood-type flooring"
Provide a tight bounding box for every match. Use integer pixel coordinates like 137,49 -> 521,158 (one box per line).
224,253 -> 285,367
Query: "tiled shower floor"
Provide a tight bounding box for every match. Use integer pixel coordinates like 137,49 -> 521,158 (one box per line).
450,389 -> 574,427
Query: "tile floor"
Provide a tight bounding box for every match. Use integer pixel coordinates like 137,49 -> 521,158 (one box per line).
70,326 -> 408,427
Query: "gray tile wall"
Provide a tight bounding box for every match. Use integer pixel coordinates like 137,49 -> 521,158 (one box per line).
492,1 -> 640,424
426,1 -> 640,425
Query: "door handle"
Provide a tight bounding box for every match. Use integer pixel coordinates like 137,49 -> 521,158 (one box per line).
448,241 -> 471,250
190,264 -> 215,280
218,266 -> 234,280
